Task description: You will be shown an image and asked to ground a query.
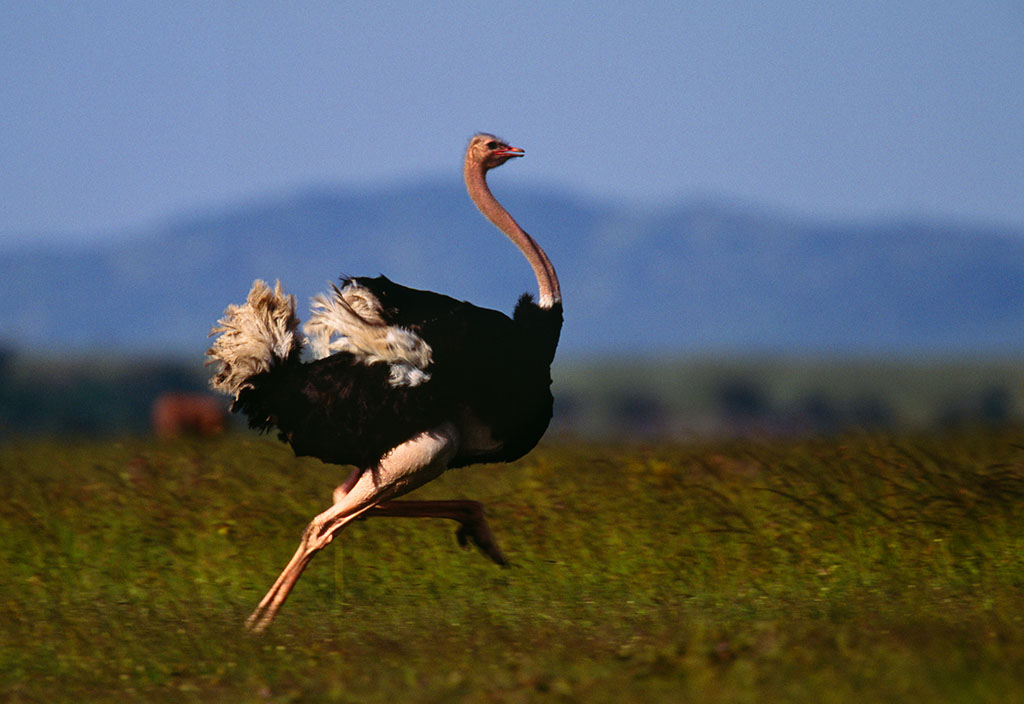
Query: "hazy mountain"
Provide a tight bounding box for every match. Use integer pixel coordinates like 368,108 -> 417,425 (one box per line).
4,181 -> 1024,357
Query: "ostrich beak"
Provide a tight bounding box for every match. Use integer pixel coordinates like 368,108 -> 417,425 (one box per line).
494,146 -> 525,157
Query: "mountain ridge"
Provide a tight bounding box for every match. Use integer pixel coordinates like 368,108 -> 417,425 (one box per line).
3,180 -> 1024,356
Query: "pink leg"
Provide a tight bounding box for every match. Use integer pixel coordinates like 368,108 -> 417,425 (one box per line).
367,499 -> 508,565
246,424 -> 457,633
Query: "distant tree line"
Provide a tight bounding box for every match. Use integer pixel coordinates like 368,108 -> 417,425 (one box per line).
552,375 -> 1020,439
0,348 -> 1020,439
0,347 -> 218,438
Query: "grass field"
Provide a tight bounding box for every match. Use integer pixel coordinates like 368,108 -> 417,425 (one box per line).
1,430 -> 1022,702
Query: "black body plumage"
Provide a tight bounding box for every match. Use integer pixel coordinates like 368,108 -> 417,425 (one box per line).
233,275 -> 563,470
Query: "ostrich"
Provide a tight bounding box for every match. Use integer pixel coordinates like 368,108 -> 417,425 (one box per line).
207,134 -> 562,632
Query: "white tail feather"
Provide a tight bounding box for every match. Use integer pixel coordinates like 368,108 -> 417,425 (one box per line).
304,281 -> 432,387
207,280 -> 302,399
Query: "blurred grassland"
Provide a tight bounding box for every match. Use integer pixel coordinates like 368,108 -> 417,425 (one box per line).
1,431 -> 1023,702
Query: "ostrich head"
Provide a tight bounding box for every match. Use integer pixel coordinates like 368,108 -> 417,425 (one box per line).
467,133 -> 524,170
462,130 -> 560,308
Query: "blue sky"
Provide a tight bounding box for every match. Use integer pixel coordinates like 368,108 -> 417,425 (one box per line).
2,1 -> 1022,244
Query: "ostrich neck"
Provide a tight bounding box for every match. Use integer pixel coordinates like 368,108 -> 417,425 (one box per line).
464,162 -> 561,309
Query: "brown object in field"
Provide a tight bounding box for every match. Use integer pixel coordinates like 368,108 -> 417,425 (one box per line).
151,392 -> 226,439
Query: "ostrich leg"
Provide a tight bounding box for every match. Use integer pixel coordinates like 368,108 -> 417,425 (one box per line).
246,424 -> 457,633
368,500 -> 508,565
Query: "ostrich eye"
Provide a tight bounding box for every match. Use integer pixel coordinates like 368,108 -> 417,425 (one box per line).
486,141 -> 499,149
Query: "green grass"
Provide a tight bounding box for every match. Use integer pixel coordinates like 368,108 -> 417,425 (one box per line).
1,431 -> 1023,702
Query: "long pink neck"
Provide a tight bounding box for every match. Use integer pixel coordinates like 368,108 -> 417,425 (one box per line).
464,161 -> 561,309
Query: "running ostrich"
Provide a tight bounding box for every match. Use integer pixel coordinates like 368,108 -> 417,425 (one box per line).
207,134 -> 562,632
